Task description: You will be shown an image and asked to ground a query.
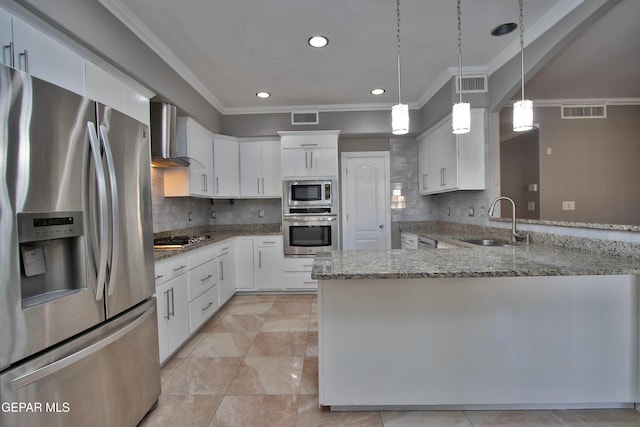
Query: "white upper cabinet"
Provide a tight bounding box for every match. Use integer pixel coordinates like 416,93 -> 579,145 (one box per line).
164,117 -> 215,198
85,61 -> 151,125
0,9 -> 12,67
418,108 -> 485,195
9,15 -> 85,95
239,138 -> 282,198
279,130 -> 340,178
213,134 -> 240,198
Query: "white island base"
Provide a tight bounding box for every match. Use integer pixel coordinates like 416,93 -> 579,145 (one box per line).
318,275 -> 639,410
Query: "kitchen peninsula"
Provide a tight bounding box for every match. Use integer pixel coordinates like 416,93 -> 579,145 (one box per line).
312,243 -> 640,410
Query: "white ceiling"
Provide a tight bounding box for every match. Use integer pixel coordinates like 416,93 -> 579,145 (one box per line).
100,0 -> 639,114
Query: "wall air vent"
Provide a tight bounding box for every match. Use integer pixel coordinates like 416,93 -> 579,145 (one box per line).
291,111 -> 319,125
561,105 -> 607,119
455,74 -> 488,94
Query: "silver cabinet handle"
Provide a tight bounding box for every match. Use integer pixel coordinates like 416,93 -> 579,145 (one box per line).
258,251 -> 262,268
155,274 -> 164,280
173,265 -> 187,271
262,241 -> 276,244
164,290 -> 171,320
3,42 -> 14,67
18,49 -> 29,72
201,301 -> 214,312
220,260 -> 224,280
310,151 -> 314,169
300,143 -> 318,147
305,151 -> 308,169
257,177 -> 260,194
442,167 -> 447,186
169,288 -> 175,318
303,264 -> 313,268
422,174 -> 428,190
216,176 -> 220,194
201,274 -> 213,282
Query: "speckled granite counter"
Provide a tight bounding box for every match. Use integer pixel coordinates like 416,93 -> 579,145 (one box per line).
154,224 -> 281,261
312,244 -> 640,280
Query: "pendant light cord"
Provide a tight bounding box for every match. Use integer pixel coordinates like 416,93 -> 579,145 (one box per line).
457,0 -> 463,104
396,0 -> 403,105
519,0 -> 525,100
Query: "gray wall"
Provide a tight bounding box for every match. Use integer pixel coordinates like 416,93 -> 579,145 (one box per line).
500,130 -> 540,220
537,105 -> 640,225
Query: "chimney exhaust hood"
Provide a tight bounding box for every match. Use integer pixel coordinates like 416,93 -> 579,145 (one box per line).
150,102 -> 190,168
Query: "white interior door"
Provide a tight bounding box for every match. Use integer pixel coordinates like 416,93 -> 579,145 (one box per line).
341,152 -> 390,250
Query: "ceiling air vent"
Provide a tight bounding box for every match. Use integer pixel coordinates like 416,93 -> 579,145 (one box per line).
291,111 -> 319,125
455,74 -> 488,94
561,105 -> 607,119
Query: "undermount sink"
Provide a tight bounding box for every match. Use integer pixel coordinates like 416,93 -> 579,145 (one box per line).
459,238 -> 510,247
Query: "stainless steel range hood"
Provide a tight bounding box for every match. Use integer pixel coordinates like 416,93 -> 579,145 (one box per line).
150,102 -> 190,167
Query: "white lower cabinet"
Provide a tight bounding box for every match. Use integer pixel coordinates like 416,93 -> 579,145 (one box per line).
217,241 -> 236,306
255,236 -> 284,290
235,237 -> 255,289
284,257 -> 317,289
155,254 -> 189,364
187,246 -> 218,334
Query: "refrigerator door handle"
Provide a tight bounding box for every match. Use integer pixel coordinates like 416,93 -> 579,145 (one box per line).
99,125 -> 120,296
9,302 -> 156,391
87,122 -> 109,300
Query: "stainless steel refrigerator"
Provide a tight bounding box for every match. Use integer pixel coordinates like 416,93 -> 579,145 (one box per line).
0,63 -> 160,426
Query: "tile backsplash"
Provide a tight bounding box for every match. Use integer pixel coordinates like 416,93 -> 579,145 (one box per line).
151,168 -> 282,232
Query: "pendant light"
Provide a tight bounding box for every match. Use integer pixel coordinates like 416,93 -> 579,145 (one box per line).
513,0 -> 534,132
452,0 -> 470,134
391,0 -> 409,135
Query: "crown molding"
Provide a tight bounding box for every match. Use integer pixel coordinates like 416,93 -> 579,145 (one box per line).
97,0 -> 225,112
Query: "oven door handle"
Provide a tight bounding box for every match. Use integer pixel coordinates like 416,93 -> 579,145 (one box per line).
283,215 -> 337,222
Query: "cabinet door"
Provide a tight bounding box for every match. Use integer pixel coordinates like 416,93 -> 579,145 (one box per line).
240,141 -> 261,196
186,119 -> 214,197
218,250 -> 235,305
438,123 -> 459,192
281,148 -> 309,177
255,237 -> 283,290
418,137 -> 429,195
12,16 -> 85,95
156,274 -> 189,364
235,238 -> 255,289
261,139 -> 282,197
0,9 -> 12,67
309,148 -> 338,176
213,136 -> 239,197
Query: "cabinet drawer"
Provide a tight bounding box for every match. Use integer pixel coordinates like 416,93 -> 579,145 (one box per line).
155,254 -> 188,286
188,285 -> 219,333
400,232 -> 418,250
189,245 -> 217,269
284,272 -> 317,289
188,259 -> 218,301
217,241 -> 232,256
256,236 -> 282,247
284,257 -> 315,272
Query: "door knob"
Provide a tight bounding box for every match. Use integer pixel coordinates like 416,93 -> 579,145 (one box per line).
379,224 -> 384,229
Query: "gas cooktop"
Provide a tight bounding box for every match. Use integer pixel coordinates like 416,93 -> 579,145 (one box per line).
153,235 -> 210,250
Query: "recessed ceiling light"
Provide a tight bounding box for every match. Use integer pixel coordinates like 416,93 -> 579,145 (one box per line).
308,35 -> 329,48
256,91 -> 271,99
491,22 -> 518,36
371,88 -> 386,95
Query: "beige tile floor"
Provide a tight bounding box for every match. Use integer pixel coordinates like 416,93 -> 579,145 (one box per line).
140,294 -> 640,427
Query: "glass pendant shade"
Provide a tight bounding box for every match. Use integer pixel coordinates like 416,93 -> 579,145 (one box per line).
392,103 -> 409,135
513,99 -> 534,132
452,102 -> 470,134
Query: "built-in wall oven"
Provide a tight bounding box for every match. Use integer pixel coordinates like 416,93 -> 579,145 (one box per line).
283,215 -> 338,256
283,178 -> 339,255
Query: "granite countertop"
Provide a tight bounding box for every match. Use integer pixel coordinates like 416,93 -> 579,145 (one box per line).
153,225 -> 281,262
311,244 -> 640,280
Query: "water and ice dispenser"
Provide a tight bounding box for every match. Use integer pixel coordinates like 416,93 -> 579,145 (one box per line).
17,212 -> 88,308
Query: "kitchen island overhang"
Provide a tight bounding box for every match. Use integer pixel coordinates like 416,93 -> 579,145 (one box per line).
313,248 -> 640,411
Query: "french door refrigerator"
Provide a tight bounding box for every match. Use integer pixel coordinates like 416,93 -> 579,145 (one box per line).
0,63 -> 160,426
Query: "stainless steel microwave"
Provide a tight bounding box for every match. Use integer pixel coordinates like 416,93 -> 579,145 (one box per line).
284,179 -> 336,210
